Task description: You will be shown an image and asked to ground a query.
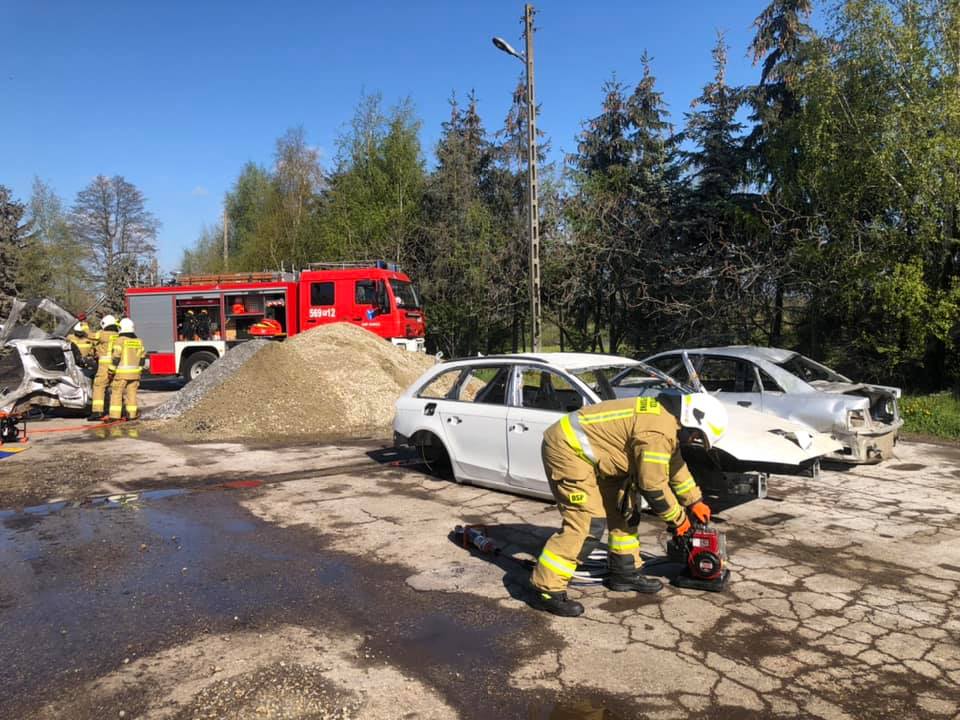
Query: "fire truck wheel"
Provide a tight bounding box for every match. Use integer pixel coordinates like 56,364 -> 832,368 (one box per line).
182,351 -> 219,381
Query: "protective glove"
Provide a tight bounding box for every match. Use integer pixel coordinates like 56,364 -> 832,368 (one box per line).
689,500 -> 711,524
673,514 -> 692,538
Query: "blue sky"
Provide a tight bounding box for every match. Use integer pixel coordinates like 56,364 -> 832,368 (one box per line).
3,1 -> 825,272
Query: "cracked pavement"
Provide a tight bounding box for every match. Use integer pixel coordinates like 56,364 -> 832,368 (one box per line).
1,420 -> 959,718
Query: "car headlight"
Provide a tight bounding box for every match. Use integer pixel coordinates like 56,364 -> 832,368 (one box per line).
847,409 -> 866,429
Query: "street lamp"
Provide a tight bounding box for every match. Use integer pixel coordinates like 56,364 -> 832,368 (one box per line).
492,4 -> 541,352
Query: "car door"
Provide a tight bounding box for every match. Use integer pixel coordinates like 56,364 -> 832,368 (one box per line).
438,364 -> 511,484
506,366 -> 586,492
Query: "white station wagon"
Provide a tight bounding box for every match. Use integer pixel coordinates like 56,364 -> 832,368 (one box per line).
393,353 -> 840,501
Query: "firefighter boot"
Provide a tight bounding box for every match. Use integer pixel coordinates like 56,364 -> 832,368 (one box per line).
531,590 -> 584,617
605,572 -> 663,593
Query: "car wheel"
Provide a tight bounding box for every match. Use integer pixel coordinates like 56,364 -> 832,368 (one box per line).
416,433 -> 454,480
182,351 -> 218,381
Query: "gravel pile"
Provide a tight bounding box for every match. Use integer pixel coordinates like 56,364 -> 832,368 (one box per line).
143,339 -> 271,420
152,324 -> 435,442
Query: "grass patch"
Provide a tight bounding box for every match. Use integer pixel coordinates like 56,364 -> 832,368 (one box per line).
900,392 -> 960,439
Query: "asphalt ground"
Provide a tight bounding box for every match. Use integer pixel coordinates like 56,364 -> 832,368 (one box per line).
1,389 -> 959,719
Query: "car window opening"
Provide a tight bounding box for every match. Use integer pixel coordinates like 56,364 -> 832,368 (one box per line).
456,366 -> 510,405
777,354 -> 845,384
520,368 -> 584,412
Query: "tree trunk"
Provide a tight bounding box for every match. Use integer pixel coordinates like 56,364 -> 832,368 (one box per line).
770,281 -> 784,346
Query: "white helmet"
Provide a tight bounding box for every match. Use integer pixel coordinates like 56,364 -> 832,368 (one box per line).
679,392 -> 728,449
118,318 -> 135,334
73,321 -> 85,333
100,314 -> 117,329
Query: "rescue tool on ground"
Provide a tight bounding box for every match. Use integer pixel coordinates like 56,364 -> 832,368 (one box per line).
124,260 -> 426,380
530,392 -> 728,618
665,522 -> 730,592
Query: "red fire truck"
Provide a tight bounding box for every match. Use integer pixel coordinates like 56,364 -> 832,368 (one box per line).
125,261 -> 426,379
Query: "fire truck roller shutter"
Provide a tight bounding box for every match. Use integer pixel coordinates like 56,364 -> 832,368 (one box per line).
128,294 -> 175,354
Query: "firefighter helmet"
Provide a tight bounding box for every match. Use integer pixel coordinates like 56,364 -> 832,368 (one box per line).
100,314 -> 117,329
73,321 -> 89,334
118,318 -> 135,334
679,393 -> 728,449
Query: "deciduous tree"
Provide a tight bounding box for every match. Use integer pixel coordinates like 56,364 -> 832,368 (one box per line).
71,175 -> 158,312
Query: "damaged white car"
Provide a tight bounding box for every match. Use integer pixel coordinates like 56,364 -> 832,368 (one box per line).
393,353 -> 841,502
0,298 -> 92,416
638,347 -> 902,463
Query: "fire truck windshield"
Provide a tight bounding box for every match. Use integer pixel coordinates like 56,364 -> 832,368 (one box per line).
389,279 -> 421,310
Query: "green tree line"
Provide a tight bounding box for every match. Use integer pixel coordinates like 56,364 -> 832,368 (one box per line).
3,0 -> 959,390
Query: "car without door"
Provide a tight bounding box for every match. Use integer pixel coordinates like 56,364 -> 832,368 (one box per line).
634,347 -> 902,464
0,298 -> 92,416
393,353 -> 841,501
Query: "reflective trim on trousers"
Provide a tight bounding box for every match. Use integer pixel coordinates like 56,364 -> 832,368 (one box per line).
537,549 -> 577,579
608,533 -> 640,553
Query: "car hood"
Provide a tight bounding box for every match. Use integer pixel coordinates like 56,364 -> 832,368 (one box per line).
0,298 -> 78,346
808,380 -> 902,400
713,404 -> 842,465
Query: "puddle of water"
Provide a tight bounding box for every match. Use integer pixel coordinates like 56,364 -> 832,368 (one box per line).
888,463 -> 925,471
0,490 -> 599,720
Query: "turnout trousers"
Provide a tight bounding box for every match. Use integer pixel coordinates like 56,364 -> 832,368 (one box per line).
91,366 -> 113,415
109,376 -> 140,420
531,427 -> 643,594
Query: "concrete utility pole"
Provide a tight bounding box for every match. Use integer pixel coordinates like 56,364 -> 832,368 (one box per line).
223,208 -> 229,270
493,3 -> 542,352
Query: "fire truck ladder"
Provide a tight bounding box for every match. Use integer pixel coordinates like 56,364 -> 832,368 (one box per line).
174,271 -> 296,286
305,260 -> 401,272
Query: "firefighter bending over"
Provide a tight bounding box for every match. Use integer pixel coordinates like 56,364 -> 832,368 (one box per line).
530,393 -> 728,617
66,321 -> 94,367
87,314 -> 119,420
108,318 -> 146,421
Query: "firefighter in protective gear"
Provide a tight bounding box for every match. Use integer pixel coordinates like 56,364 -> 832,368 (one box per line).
66,321 -> 94,365
530,392 -> 728,617
108,318 -> 146,420
87,315 -> 119,420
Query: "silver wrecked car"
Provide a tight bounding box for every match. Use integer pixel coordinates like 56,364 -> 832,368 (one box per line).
632,347 -> 902,464
0,298 -> 92,415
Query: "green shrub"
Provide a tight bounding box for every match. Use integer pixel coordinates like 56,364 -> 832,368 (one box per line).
900,393 -> 960,439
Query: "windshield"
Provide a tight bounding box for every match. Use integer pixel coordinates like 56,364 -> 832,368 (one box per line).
776,354 -> 847,384
389,279 -> 421,310
569,364 -> 678,400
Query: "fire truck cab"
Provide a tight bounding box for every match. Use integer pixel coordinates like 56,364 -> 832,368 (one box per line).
126,262 -> 426,380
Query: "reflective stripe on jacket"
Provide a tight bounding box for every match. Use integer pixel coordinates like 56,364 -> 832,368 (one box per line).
96,330 -> 118,364
547,395 -> 703,525
112,335 -> 145,377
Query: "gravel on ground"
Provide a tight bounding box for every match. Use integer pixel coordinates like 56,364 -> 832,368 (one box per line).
148,324 -> 435,443
143,339 -> 271,420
